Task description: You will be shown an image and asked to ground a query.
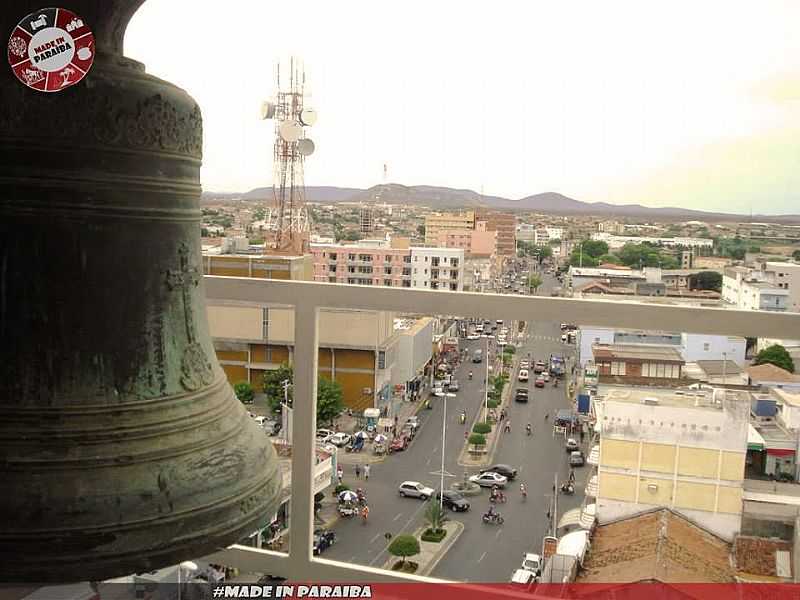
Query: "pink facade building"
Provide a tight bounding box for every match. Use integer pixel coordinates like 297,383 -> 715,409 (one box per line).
311,244 -> 412,287
435,227 -> 496,258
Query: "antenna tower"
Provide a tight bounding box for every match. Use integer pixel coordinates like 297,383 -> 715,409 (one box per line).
260,57 -> 317,254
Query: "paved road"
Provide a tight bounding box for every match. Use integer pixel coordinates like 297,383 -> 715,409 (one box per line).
324,271 -> 588,582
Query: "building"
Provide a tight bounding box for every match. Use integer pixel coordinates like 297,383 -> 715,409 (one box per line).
311,240 -> 411,287
533,227 -> 563,247
592,344 -> 685,383
592,385 -> 750,540
423,210 -> 475,245
435,226 -> 496,257
695,256 -> 733,270
723,266 -> 789,312
683,360 -> 747,385
747,363 -> 800,392
478,211 -> 517,256
359,204 -> 374,234
591,232 -> 714,251
516,223 -> 536,242
204,246 -> 314,281
762,262 -> 800,313
408,247 -> 465,291
391,317 -> 435,405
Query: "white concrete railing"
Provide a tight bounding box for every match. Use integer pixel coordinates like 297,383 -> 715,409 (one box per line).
202,276 -> 800,583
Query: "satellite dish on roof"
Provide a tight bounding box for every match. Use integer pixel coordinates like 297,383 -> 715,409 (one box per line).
299,108 -> 317,126
260,101 -> 275,120
279,120 -> 302,142
297,138 -> 315,156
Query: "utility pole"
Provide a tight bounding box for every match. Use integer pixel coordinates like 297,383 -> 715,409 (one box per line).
722,352 -> 727,386
553,472 -> 559,536
484,336 -> 490,423
440,392 -> 447,510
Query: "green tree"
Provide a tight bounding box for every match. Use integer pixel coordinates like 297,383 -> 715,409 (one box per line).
472,422 -> 491,434
468,433 -> 487,447
424,499 -> 448,532
263,364 -> 294,413
388,534 -> 420,567
581,240 -> 609,258
537,246 -> 553,261
233,381 -> 254,404
342,231 -> 361,242
754,345 -> 795,373
569,252 -> 599,267
792,249 -> 800,261
526,274 -> 543,294
689,271 -> 723,292
597,254 -> 622,265
317,376 -> 344,425
417,224 -> 425,237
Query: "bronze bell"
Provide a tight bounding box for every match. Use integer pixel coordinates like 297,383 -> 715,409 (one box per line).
0,0 -> 282,582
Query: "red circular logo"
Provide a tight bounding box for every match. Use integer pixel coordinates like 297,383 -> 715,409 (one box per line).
7,7 -> 94,92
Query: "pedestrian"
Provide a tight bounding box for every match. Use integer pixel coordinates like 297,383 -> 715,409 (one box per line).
364,464 -> 370,480
355,464 -> 361,479
505,420 -> 511,433
337,466 -> 343,485
465,430 -> 469,440
580,430 -> 585,442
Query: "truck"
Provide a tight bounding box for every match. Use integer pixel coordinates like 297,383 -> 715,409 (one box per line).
577,394 -> 591,414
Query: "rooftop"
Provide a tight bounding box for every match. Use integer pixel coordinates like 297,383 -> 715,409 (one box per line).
598,384 -> 740,411
772,388 -> 800,408
593,343 -> 684,363
694,360 -> 744,377
747,363 -> 800,383
734,536 -> 793,580
578,509 -> 735,583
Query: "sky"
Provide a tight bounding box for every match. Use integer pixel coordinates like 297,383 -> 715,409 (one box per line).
126,1 -> 800,215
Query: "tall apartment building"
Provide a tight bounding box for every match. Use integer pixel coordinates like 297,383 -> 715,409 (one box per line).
534,227 -> 563,247
478,210 -> 517,257
591,385 -> 750,540
424,210 -> 475,245
310,240 -> 464,291
762,262 -> 800,312
435,226 -> 497,257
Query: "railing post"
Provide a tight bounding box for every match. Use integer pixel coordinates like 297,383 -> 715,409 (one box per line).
289,302 -> 319,568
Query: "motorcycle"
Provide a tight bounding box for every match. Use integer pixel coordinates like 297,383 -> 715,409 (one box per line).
468,372 -> 473,380
560,483 -> 575,495
482,511 -> 504,525
490,492 -> 507,504
554,379 -> 559,388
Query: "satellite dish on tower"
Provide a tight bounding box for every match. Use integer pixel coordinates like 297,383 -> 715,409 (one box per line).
299,108 -> 317,126
297,138 -> 315,156
260,101 -> 276,120
279,121 -> 303,142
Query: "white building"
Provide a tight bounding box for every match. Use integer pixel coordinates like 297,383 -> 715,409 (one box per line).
516,223 -> 536,242
409,247 -> 465,291
577,326 -> 745,368
591,232 -> 714,251
534,227 -> 563,247
391,317 -> 434,397
722,266 -> 789,312
763,262 -> 800,313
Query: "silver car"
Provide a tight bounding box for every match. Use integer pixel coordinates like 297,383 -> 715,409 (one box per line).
398,481 -> 435,499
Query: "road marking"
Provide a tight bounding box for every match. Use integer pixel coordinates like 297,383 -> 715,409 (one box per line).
392,512 -> 403,522
426,456 -> 432,466
477,552 -> 487,563
370,532 -> 382,544
495,528 -> 503,539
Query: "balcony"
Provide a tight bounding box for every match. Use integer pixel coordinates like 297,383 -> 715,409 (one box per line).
201,276 -> 798,583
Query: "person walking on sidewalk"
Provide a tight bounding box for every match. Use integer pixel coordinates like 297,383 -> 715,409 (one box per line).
355,464 -> 361,479
337,466 -> 343,485
364,464 -> 370,480
504,420 -> 511,434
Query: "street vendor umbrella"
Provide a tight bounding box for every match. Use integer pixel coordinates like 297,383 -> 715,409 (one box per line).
354,431 -> 367,439
338,490 -> 358,503
373,434 -> 387,444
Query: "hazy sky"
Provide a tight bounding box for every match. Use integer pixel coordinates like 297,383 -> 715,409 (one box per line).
126,1 -> 800,214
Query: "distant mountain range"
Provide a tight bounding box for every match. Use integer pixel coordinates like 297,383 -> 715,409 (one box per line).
202,184 -> 799,222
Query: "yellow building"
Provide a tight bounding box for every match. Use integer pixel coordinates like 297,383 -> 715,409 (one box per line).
590,385 -> 750,541
424,210 -> 475,245
203,246 -> 397,411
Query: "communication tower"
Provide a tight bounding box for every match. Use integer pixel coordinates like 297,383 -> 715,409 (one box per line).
260,57 -> 316,254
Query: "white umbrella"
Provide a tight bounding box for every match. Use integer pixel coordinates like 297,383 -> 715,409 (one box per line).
338,490 -> 358,503
354,431 -> 367,439
374,434 -> 387,444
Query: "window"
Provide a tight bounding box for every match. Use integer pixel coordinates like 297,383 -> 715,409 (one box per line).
611,361 -> 626,376
348,254 -> 356,261
450,283 -> 458,290
424,269 -> 428,275
402,280 -> 410,287
328,277 -> 336,283
402,268 -> 411,276
347,266 -> 356,273
703,343 -> 710,351
329,253 -> 337,260
384,267 -> 392,275
328,264 -> 336,272
384,279 -> 392,286
378,351 -> 386,369
424,256 -> 428,262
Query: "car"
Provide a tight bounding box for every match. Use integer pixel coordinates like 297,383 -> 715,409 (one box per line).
521,553 -> 543,575
398,481 -> 434,499
561,333 -> 568,343
402,421 -> 417,438
565,438 -> 579,452
497,340 -> 507,347
447,380 -> 460,392
316,428 -> 334,442
389,436 -> 410,452
407,415 -> 419,428
480,464 -> 518,480
534,361 -> 545,373
436,490 -> 470,512
253,415 -> 268,427
518,369 -> 529,382
496,319 -> 503,324
510,568 -> 536,585
469,471 -> 508,487
312,529 -> 336,555
432,387 -> 446,397
466,333 -> 481,340
534,377 -> 545,388
475,325 -> 484,333
472,351 -> 483,363
514,388 -> 529,403
519,360 -> 530,370
263,420 -> 282,436
570,451 -> 585,467
328,432 -> 351,447
543,372 -> 550,382
560,323 -> 569,330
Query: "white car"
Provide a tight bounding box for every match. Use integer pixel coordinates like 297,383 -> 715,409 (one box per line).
511,569 -> 537,585
432,386 -> 445,396
543,372 -> 550,382
522,553 -> 542,574
253,416 -> 268,427
398,481 -> 435,499
466,333 -> 481,340
328,432 -> 352,447
496,319 -> 504,324
469,471 -> 508,488
518,369 -> 529,382
497,340 -> 507,347
316,428 -> 334,443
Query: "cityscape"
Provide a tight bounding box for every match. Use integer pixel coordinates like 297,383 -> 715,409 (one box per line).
4,1 -> 800,597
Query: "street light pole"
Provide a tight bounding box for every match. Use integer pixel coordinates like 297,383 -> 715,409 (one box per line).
722,352 -> 727,385
440,393 -> 447,510
484,336 -> 490,423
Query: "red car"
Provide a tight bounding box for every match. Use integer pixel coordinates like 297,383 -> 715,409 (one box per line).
534,377 -> 545,388
389,436 -> 410,453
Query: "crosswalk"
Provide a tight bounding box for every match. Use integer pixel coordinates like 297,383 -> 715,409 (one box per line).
527,335 -> 569,344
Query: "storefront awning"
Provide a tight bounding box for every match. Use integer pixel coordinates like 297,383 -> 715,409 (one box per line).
748,424 -> 765,451
558,508 -> 582,530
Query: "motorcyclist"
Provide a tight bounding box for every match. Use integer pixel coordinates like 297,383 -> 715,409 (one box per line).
486,504 -> 497,518
526,423 -> 532,436
468,371 -> 473,380
490,484 -> 499,501
520,483 -> 527,498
